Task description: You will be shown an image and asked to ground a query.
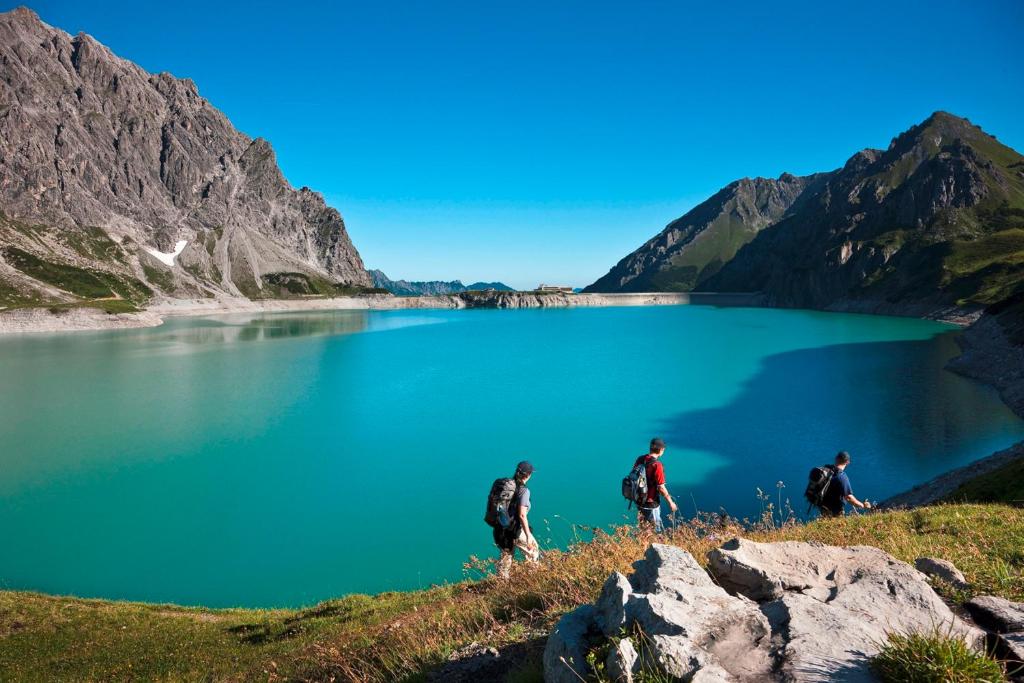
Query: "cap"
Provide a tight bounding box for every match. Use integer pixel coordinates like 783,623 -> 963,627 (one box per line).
515,460 -> 535,476
650,437 -> 666,450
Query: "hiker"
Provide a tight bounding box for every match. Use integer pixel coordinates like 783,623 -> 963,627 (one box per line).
808,451 -> 872,517
484,460 -> 540,578
629,437 -> 678,532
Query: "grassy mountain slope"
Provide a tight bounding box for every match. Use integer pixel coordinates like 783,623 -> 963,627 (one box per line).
703,112 -> 1024,310
1,503 -> 1021,682
588,112 -> 1024,312
584,173 -> 824,292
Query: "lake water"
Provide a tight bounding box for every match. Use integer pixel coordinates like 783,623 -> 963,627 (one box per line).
1,305 -> 1022,608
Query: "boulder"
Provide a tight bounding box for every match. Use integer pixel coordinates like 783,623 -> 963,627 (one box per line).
544,539 -> 985,683
709,538 -> 984,681
915,557 -> 969,589
596,572 -> 632,636
620,544 -> 773,680
1001,632 -> 1024,662
605,637 -> 640,683
966,595 -> 1024,633
542,604 -> 597,683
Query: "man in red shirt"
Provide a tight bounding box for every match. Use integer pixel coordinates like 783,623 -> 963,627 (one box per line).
634,437 -> 678,532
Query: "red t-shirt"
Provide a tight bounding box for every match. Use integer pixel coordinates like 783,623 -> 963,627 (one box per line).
634,454 -> 665,507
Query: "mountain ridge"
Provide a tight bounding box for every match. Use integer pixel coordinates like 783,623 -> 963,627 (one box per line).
584,172 -> 827,293
587,112 -> 1024,315
369,269 -> 514,296
0,7 -> 371,311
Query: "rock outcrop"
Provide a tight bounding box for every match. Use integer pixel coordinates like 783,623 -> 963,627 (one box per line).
915,556 -> 969,589
0,7 -> 370,308
967,596 -> 1024,634
966,596 -> 1024,669
544,540 -> 983,682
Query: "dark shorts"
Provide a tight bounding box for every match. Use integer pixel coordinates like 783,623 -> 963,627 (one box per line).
493,525 -> 518,551
819,505 -> 844,518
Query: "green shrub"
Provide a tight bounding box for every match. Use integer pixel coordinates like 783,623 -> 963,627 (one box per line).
2,246 -> 115,298
871,629 -> 1005,682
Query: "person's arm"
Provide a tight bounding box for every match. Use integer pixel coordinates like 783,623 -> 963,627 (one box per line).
844,494 -> 871,509
517,506 -> 535,544
658,484 -> 678,513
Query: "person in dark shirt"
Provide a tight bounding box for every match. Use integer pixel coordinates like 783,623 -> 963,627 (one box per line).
495,460 -> 540,578
634,437 -> 678,532
821,451 -> 872,516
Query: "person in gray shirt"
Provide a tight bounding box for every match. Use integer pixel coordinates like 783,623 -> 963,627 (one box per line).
494,461 -> 540,578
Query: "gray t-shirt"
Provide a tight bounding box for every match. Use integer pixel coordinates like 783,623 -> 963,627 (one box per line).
513,486 -> 531,515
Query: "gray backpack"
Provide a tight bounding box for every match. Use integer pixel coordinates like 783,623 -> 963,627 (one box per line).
485,478 -> 518,528
622,459 -> 649,508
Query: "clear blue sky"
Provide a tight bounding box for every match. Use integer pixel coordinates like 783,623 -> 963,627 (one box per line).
17,0 -> 1024,289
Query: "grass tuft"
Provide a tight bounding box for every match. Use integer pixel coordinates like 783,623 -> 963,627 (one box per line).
871,628 -> 1005,682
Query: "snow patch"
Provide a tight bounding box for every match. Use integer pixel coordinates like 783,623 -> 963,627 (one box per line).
145,240 -> 188,267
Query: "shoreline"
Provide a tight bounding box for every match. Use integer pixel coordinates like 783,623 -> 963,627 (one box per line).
881,441 -> 1024,508
0,291 -> 753,335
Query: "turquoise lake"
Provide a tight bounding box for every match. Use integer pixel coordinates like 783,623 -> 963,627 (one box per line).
1,305 -> 1023,608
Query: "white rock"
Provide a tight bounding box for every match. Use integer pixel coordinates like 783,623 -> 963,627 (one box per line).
596,572 -> 632,636
915,556 -> 968,588
710,538 -> 984,681
966,595 -> 1024,633
605,637 -> 640,683
542,604 -> 596,683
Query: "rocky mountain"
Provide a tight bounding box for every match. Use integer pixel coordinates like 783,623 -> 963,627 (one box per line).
0,7 -> 371,310
370,269 -> 513,296
702,112 -> 1024,312
587,113 -> 1024,316
585,172 -> 826,292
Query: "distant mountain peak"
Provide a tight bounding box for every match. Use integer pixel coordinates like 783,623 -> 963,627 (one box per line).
370,270 -> 513,296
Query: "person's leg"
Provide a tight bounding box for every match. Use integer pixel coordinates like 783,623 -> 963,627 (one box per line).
497,549 -> 513,578
494,527 -> 514,578
819,506 -> 841,519
650,505 -> 664,533
638,507 -> 662,532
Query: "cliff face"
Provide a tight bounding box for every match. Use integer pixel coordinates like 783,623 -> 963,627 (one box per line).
584,173 -> 825,293
703,113 -> 1024,311
0,7 -> 370,308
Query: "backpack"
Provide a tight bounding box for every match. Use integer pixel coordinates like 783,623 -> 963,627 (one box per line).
804,465 -> 836,510
622,457 -> 650,509
484,477 -> 519,529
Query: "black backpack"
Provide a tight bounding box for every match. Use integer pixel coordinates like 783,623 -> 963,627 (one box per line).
622,458 -> 650,509
804,465 -> 836,511
484,478 -> 518,529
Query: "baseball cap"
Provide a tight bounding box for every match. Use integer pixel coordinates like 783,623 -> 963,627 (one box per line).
515,460 -> 535,475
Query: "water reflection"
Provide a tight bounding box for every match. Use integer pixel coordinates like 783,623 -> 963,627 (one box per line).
657,332 -> 1024,517
130,310 -> 448,352
163,311 -> 372,345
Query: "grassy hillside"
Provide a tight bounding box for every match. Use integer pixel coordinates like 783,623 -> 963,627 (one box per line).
945,457 -> 1024,505
1,504 -> 1022,682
